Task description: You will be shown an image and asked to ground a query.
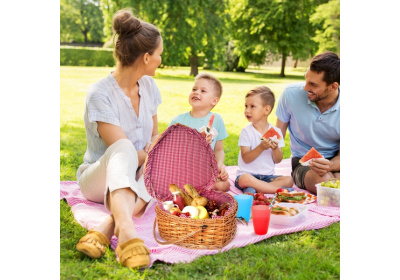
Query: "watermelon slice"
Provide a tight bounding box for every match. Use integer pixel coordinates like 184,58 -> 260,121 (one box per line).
299,147 -> 324,165
261,126 -> 282,141
206,114 -> 215,133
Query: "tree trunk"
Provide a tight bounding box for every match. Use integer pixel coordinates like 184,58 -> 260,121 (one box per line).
190,54 -> 199,76
83,30 -> 88,45
293,58 -> 298,68
280,54 -> 286,77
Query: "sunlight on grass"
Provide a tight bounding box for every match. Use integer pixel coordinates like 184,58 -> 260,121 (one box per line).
60,65 -> 339,279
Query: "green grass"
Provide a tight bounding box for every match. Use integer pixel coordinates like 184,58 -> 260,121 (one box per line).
60,65 -> 339,279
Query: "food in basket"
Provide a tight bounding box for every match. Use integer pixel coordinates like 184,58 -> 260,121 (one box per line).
182,206 -> 200,218
205,200 -> 218,212
170,207 -> 181,216
196,206 -> 209,219
271,206 -> 299,216
299,147 -> 324,165
183,184 -> 209,207
276,192 -> 307,203
169,184 -> 193,206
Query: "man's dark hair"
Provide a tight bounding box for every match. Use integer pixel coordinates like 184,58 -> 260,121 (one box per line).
310,51 -> 340,85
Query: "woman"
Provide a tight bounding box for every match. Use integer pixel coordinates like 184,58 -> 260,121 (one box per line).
75,9 -> 163,269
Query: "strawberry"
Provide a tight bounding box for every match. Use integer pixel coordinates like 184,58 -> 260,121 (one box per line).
257,196 -> 265,201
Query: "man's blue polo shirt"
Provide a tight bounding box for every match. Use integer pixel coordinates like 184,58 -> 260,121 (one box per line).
276,82 -> 340,159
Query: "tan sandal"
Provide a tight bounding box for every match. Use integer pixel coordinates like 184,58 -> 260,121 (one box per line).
76,230 -> 110,259
116,238 -> 150,269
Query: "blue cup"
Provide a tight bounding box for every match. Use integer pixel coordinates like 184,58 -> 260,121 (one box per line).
234,194 -> 254,222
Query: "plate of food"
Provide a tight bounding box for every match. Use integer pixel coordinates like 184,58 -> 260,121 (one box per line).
275,190 -> 316,205
270,202 -> 308,226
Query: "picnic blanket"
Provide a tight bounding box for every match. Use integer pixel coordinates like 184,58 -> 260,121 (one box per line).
60,159 -> 340,266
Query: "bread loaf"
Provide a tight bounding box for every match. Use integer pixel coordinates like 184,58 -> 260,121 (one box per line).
169,184 -> 193,206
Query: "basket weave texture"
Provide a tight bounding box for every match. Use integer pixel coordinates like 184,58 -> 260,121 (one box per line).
144,124 -> 238,249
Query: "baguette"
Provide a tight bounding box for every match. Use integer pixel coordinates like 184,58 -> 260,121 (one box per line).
183,184 -> 208,207
169,184 -> 193,206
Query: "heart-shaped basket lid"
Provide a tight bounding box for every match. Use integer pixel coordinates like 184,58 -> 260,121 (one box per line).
144,124 -> 219,202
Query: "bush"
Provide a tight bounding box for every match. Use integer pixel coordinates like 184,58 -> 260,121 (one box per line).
60,46 -> 115,67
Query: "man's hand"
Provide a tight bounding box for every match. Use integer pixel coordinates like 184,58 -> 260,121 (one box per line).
308,158 -> 333,176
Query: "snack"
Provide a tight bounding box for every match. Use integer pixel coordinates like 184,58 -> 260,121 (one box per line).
182,206 -> 200,218
271,206 -> 299,216
276,192 -> 307,203
169,184 -> 193,206
183,184 -> 208,207
321,179 -> 340,189
299,147 -> 323,165
196,206 -> 209,219
206,114 -> 215,133
260,126 -> 281,142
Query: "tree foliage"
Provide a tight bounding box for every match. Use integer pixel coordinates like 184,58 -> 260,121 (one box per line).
231,0 -> 319,76
310,0 -> 340,54
60,0 -> 105,43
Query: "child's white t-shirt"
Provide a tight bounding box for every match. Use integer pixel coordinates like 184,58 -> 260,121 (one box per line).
236,123 -> 285,177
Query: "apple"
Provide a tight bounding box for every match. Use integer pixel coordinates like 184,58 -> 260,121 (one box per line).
170,207 -> 181,214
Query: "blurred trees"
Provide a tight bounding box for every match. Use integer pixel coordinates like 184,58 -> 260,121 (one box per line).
60,0 -> 340,75
310,0 -> 340,54
60,0 -> 104,43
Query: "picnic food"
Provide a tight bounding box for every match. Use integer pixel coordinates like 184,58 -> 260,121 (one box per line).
299,147 -> 323,165
196,206 -> 209,219
321,179 -> 340,189
275,188 -> 289,194
261,126 -> 281,141
317,179 -> 340,207
247,193 -> 272,206
182,206 -> 200,218
169,184 -> 193,206
271,206 -> 299,216
170,207 -> 181,216
206,114 -> 215,133
184,184 -> 209,207
276,192 -> 307,203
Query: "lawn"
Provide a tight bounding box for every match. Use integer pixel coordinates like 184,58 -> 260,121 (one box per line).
60,65 -> 340,279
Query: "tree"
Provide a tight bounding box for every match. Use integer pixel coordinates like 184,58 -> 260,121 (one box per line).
61,0 -> 105,44
100,0 -> 228,76
231,0 -> 319,76
310,0 -> 340,54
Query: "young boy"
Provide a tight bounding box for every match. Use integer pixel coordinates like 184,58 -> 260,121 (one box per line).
235,86 -> 293,194
169,73 -> 230,192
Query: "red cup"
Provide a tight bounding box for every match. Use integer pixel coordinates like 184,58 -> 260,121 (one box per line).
251,205 -> 271,235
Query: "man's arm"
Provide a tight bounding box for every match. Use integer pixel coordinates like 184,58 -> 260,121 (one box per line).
276,119 -> 289,139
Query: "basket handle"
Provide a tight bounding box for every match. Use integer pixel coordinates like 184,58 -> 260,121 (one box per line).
153,218 -> 208,245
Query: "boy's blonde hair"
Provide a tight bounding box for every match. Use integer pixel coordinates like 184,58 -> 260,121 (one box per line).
195,73 -> 223,98
245,86 -> 275,110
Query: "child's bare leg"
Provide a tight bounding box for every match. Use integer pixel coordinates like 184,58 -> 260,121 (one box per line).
273,176 -> 294,188
238,174 -> 280,194
213,179 -> 230,192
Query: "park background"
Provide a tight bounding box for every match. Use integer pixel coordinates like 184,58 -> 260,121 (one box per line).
1,0 -> 400,279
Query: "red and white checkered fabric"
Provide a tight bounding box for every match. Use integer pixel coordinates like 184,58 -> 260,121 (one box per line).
144,124 -> 219,202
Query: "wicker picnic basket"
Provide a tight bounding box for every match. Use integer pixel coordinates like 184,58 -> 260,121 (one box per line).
144,124 -> 238,249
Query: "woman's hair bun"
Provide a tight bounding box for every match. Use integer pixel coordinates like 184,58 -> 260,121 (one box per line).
112,9 -> 142,37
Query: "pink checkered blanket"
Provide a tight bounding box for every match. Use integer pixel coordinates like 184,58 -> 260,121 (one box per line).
60,159 -> 339,266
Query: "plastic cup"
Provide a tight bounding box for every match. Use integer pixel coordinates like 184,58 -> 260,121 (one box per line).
251,205 -> 271,235
234,194 -> 253,222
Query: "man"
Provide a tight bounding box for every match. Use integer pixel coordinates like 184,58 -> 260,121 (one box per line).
276,52 -> 340,193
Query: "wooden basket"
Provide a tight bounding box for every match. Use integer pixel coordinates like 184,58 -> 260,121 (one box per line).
144,124 -> 238,249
